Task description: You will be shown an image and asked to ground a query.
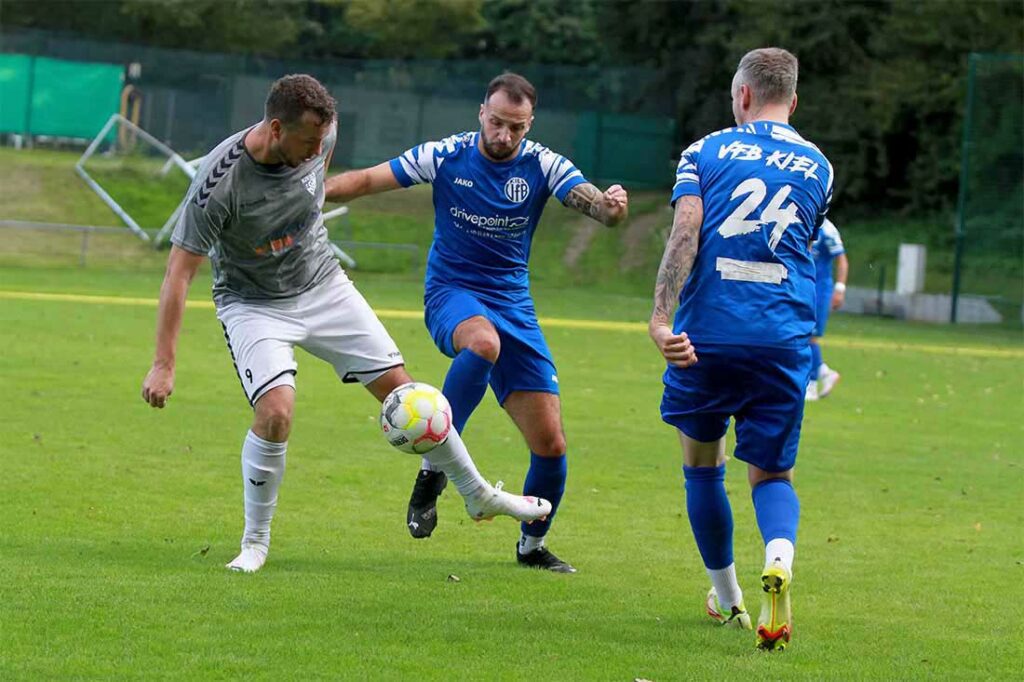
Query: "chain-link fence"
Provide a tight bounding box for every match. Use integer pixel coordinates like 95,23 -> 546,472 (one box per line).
2,28 -> 676,188
953,53 -> 1024,324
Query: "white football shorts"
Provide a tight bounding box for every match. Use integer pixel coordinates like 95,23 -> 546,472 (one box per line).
216,271 -> 405,406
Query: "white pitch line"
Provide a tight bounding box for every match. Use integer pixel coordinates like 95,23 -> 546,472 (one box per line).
1,289 -> 1021,359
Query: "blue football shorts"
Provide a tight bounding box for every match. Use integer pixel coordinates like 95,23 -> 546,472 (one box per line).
660,344 -> 812,472
813,281 -> 832,337
424,286 -> 559,405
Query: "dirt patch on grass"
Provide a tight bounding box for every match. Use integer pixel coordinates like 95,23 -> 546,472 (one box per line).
562,216 -> 602,270
619,207 -> 670,273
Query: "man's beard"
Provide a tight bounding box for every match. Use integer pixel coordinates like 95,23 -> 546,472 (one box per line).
481,134 -> 516,160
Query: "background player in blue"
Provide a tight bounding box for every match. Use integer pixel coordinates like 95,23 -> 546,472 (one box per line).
326,73 -> 629,572
806,218 -> 848,401
648,48 -> 833,650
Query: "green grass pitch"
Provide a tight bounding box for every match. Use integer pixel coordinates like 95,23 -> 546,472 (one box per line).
1,147 -> 1021,678
1,263 -> 1021,679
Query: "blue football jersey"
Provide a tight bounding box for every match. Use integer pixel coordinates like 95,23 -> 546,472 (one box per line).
670,122 -> 834,349
389,132 -> 587,305
811,218 -> 845,286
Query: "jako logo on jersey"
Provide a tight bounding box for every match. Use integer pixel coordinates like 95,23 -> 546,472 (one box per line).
454,177 -> 474,188
301,172 -> 316,196
504,177 -> 530,203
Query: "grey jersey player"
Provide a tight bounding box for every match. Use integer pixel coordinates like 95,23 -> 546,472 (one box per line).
172,122 -> 340,306
141,75 -> 551,574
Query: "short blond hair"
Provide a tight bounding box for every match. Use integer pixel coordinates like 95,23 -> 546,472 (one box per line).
735,48 -> 798,105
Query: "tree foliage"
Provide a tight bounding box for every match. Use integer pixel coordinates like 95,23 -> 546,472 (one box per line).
2,0 -> 1022,215
465,0 -> 601,65
343,0 -> 485,59
596,0 -> 1023,214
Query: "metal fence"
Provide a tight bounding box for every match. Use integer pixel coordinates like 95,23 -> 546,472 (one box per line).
952,53 -> 1024,323
2,28 -> 676,188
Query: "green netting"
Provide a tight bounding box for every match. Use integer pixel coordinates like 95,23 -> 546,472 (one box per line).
29,57 -> 123,138
954,54 -> 1024,322
0,54 -> 122,138
0,54 -> 32,133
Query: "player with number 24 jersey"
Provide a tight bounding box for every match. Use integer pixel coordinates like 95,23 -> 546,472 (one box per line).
670,123 -> 833,350
649,48 -> 834,652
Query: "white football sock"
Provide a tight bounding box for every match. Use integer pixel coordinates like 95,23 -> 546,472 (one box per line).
240,429 -> 287,550
518,534 -> 545,554
708,563 -> 743,610
419,457 -> 440,473
421,428 -> 487,500
819,362 -> 832,376
765,538 -> 795,575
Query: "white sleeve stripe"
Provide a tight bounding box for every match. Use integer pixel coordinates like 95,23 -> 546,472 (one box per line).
545,156 -> 568,180
538,150 -> 560,172
399,155 -> 429,184
552,169 -> 583,196
549,163 -> 576,189
400,143 -> 440,184
676,172 -> 699,183
398,155 -> 418,181
543,153 -> 581,193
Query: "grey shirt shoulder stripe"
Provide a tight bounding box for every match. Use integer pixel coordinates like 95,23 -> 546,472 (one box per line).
194,136 -> 246,209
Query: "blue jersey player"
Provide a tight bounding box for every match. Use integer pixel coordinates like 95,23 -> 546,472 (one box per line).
326,73 -> 628,572
806,219 -> 848,401
648,48 -> 833,650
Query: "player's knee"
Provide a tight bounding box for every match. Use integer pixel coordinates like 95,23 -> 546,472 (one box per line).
748,466 -> 793,488
467,333 -> 500,363
258,410 -> 292,441
253,393 -> 294,441
532,432 -> 567,457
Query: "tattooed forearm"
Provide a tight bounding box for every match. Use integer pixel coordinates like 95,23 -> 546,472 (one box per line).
564,183 -> 621,226
651,195 -> 703,327
564,183 -> 604,221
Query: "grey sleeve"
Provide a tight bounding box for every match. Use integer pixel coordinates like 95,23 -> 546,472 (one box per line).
171,192 -> 229,255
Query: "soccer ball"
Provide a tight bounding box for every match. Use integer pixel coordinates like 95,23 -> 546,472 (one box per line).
380,382 -> 452,455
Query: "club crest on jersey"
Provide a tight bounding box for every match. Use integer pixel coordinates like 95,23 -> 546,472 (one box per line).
504,177 -> 530,204
300,172 -> 317,196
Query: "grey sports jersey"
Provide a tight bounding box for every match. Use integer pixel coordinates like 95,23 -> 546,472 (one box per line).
171,124 -> 340,306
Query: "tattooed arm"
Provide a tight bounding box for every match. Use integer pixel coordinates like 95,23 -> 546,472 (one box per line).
562,183 -> 629,227
649,195 -> 703,368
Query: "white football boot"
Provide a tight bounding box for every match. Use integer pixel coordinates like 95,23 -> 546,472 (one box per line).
465,481 -> 552,524
804,380 -> 819,402
818,369 -> 842,398
226,543 -> 268,573
706,587 -> 753,629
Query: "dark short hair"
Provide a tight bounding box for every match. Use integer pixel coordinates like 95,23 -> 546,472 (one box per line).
485,72 -> 537,109
265,74 -> 336,127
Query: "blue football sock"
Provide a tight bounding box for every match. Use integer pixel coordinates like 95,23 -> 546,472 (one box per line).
752,478 -> 800,545
442,349 -> 494,434
521,452 -> 566,539
683,465 -> 734,570
810,342 -> 822,381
